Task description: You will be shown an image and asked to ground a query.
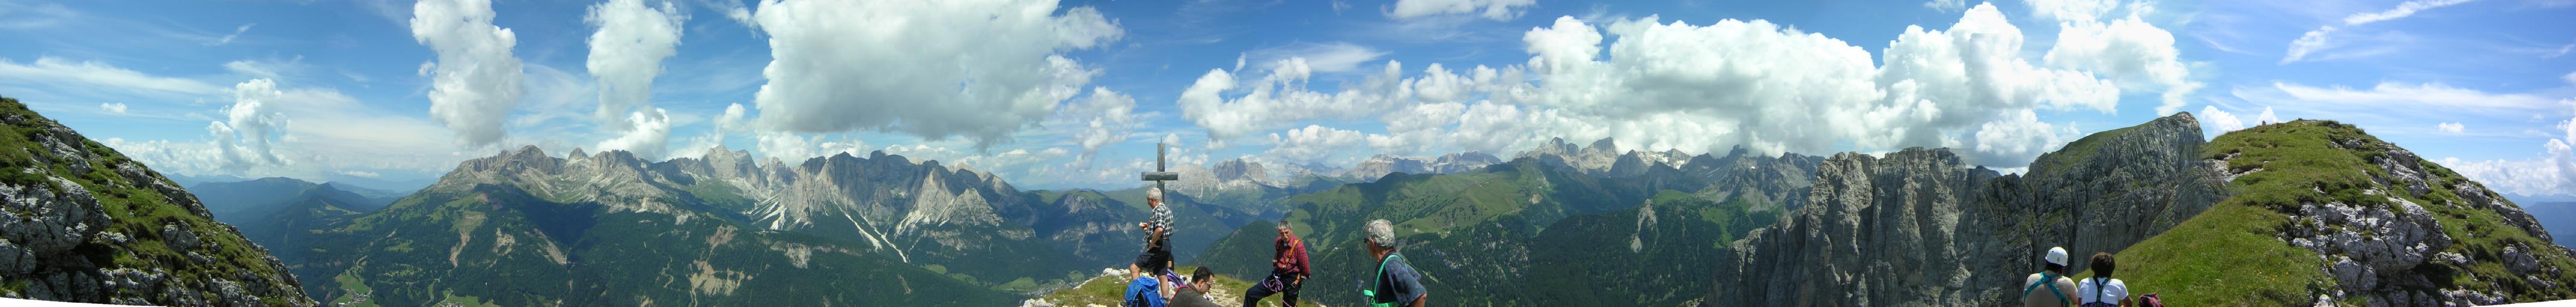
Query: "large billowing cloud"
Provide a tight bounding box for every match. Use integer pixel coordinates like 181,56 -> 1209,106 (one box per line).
584,0 -> 686,158
1177,58 -> 1409,140
412,0 -> 526,148
1508,4 -> 2118,164
584,0 -> 687,133
1189,2 -> 2189,168
2043,5 -> 2201,115
746,0 -> 1121,150
215,79 -> 291,170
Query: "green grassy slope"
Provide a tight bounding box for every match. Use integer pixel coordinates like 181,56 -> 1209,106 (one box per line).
0,97 -> 312,305
2120,120 -> 2576,306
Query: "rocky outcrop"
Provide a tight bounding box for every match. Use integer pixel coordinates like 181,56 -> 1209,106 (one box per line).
2261,122 -> 2575,306
1711,113 -> 2228,306
1212,159 -> 1268,184
0,97 -> 313,306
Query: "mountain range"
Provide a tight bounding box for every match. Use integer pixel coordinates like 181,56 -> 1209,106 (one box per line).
18,86 -> 2573,306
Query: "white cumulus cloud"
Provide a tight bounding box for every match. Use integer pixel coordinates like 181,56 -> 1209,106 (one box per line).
1060,87 -> 1138,166
2045,12 -> 2201,115
412,0 -> 527,148
99,102 -> 126,114
585,0 -> 687,132
595,108 -> 674,159
2444,103 -> 2576,197
746,0 -> 1122,150
2438,122 -> 2465,134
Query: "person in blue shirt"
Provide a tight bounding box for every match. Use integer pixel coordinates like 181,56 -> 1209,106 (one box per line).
1359,219 -> 1425,307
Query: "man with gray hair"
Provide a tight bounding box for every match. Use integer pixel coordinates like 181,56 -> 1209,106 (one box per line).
1359,219 -> 1426,307
1133,187 -> 1178,299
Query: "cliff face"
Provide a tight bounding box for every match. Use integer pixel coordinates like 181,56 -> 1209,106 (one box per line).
0,98 -> 314,306
1711,113 -> 2228,306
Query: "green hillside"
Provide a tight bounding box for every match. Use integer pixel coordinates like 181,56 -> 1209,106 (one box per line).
2120,120 -> 2576,306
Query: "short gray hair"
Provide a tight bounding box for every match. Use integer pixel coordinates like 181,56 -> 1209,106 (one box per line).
1147,187 -> 1163,200
1365,219 -> 1397,249
1276,221 -> 1293,231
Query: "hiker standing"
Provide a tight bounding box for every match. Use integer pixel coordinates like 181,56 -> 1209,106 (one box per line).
1359,219 -> 1427,307
2077,252 -> 2131,307
1243,222 -> 1309,307
2022,247 -> 2079,307
1132,188 -> 1179,299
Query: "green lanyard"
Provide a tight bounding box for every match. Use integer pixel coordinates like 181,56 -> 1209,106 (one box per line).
1361,253 -> 1404,307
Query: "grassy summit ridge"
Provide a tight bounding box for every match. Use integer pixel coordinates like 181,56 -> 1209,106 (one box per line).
2121,120 -> 2576,306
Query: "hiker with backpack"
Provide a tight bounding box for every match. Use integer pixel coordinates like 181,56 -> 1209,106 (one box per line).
2022,247 -> 2078,307
1243,222 -> 1309,307
1132,188 -> 1179,300
1359,219 -> 1427,307
2077,252 -> 2132,307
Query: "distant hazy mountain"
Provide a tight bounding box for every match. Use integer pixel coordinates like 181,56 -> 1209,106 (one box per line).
283,147 -> 1023,306
1189,141 -> 1824,306
190,178 -> 398,229
1348,152 -> 1503,180
2518,202 -> 2576,249
188,177 -> 321,219
0,97 -> 313,305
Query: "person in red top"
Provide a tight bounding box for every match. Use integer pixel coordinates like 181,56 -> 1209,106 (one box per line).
1241,222 -> 1308,307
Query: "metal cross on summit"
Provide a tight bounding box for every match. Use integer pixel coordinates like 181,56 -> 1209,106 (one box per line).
1140,141 -> 1179,193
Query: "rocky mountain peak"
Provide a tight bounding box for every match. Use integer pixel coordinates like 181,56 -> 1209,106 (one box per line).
1212,159 -> 1268,184
1711,112 -> 2228,306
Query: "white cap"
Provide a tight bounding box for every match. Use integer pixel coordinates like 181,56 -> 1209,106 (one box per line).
2045,247 -> 2069,266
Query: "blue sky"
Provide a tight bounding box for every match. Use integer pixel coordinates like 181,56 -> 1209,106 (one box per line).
2,0 -> 2573,196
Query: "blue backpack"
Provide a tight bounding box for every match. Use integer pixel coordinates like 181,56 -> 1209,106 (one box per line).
1125,276 -> 1166,307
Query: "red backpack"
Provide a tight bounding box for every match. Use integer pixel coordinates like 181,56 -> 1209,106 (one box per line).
2137,293 -> 2164,307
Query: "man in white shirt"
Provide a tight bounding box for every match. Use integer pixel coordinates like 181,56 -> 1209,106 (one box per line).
2075,252 -> 2130,307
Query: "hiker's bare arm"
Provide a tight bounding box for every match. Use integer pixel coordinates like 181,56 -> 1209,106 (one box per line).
1409,294 -> 1427,307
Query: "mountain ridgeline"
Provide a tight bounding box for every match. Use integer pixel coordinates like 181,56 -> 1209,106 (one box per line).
0,97 -> 314,306
1190,139 -> 1827,306
1710,112 -> 2229,306
1705,114 -> 2576,306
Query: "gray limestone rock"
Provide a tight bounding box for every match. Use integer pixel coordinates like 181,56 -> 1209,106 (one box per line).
1709,113 -> 2230,306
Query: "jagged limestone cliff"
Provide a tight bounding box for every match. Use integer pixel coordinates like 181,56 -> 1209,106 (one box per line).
0,97 -> 314,306
1710,113 -> 2229,306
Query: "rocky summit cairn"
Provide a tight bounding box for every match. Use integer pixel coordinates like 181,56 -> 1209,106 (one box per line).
0,97 -> 314,306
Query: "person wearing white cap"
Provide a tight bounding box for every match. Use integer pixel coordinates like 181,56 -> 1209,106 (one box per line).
2022,247 -> 2078,307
